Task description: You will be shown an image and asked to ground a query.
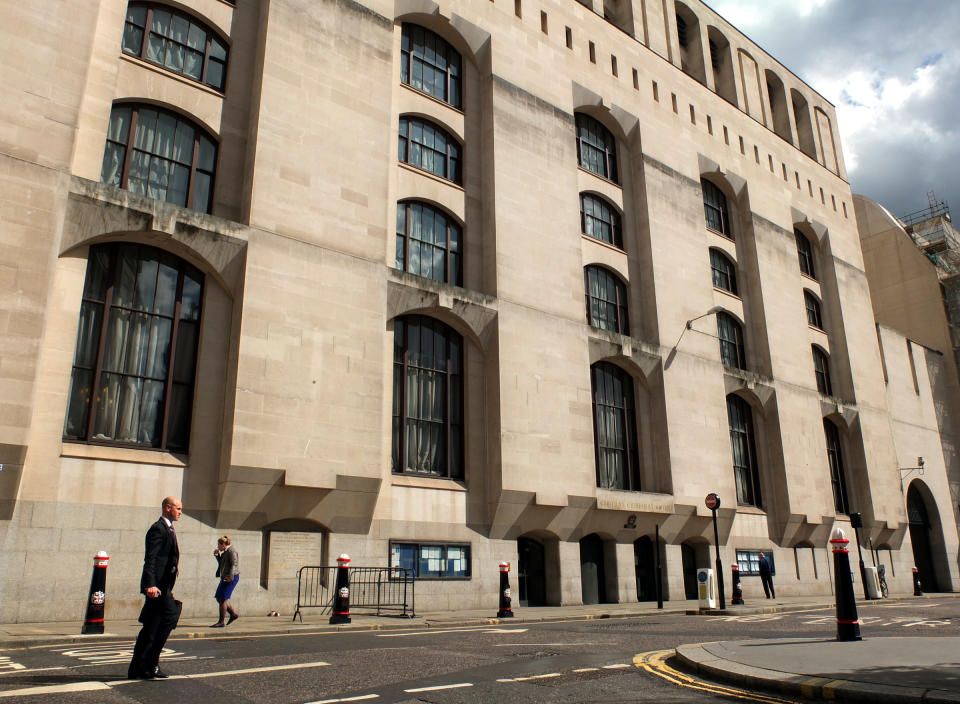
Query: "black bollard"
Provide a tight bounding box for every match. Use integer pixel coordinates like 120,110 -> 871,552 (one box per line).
496,561 -> 513,618
830,528 -> 862,641
730,563 -> 744,605
81,551 -> 109,635
329,554 -> 351,625
912,567 -> 923,596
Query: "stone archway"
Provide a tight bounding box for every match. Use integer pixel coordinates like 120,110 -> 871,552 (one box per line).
907,481 -> 948,592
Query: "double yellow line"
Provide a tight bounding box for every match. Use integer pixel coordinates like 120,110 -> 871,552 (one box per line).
633,650 -> 798,703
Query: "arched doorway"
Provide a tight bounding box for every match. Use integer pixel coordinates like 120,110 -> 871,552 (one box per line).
634,536 -> 657,601
517,537 -> 547,607
681,543 -> 698,599
580,534 -> 607,604
907,483 -> 942,592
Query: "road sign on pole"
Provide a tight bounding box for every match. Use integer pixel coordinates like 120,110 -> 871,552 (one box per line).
705,493 -> 725,610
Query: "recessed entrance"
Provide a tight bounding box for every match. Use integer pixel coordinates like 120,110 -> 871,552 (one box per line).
634,535 -> 658,601
517,537 -> 547,607
580,533 -> 607,604
907,482 -> 945,592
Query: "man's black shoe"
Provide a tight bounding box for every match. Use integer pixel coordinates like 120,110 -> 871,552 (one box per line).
128,667 -> 155,680
152,667 -> 170,679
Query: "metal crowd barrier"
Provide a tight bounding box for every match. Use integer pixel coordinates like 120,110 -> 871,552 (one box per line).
292,566 -> 415,622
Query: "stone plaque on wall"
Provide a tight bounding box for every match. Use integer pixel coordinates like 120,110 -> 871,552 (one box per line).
267,531 -> 325,585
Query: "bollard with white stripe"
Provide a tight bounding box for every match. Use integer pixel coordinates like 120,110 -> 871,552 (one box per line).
329,554 -> 351,624
830,528 -> 862,641
81,551 -> 109,635
496,561 -> 513,618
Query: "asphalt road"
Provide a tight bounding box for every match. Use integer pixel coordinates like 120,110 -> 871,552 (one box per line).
0,600 -> 956,703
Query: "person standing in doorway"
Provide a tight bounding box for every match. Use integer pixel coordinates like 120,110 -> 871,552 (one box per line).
211,536 -> 240,627
758,551 -> 775,599
128,496 -> 182,679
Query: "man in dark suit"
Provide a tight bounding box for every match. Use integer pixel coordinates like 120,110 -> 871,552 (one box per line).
758,551 -> 776,599
128,496 -> 182,680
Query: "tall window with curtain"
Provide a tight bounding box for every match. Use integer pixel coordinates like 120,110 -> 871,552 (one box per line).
398,117 -> 462,184
709,248 -> 738,294
580,193 -> 623,248
702,179 -> 731,237
727,394 -> 761,507
395,201 -> 462,286
63,243 -> 203,452
804,290 -> 823,329
101,103 -> 217,213
812,346 -> 832,395
400,24 -> 462,108
575,114 -> 619,182
717,312 -> 746,370
824,419 -> 850,514
392,316 -> 464,479
584,266 -> 629,334
591,362 -> 641,491
122,3 -> 228,91
795,229 -> 817,279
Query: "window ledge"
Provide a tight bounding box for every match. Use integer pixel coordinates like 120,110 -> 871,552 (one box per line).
581,234 -> 626,254
391,473 -> 467,491
61,441 -> 186,467
577,166 -> 621,189
399,82 -> 464,115
713,286 -> 741,301
398,162 -> 465,191
118,53 -> 226,98
736,505 -> 767,515
706,227 -> 735,242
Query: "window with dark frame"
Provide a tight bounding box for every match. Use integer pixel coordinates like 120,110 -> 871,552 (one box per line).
395,201 -> 462,286
390,542 -> 471,579
591,362 -> 641,491
63,243 -> 203,453
727,394 -> 762,507
391,316 -> 464,479
824,419 -> 850,515
735,549 -> 773,576
575,113 -> 619,183
813,345 -> 832,396
580,193 -> 623,248
717,312 -> 746,370
400,24 -> 462,109
584,266 -> 630,335
795,229 -> 816,279
804,290 -> 823,329
709,248 -> 738,295
101,103 -> 217,213
702,179 -> 731,237
398,116 -> 462,184
122,3 -> 228,91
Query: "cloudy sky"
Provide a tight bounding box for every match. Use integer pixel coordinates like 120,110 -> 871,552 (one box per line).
706,0 -> 960,220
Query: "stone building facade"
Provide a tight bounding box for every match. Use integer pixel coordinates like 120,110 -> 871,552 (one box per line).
1,0 -> 956,622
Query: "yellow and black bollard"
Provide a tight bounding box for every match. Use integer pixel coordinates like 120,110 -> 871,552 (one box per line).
329,554 -> 351,625
496,561 -> 513,618
81,551 -> 109,635
830,528 -> 862,641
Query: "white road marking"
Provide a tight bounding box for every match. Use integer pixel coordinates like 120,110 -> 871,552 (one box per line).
403,683 -> 473,693
573,667 -> 599,673
0,660 -> 330,698
378,627 -> 527,638
514,673 -> 562,681
0,658 -> 25,672
602,663 -> 630,669
306,695 -> 379,704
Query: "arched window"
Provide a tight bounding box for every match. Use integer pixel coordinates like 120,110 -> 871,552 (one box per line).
395,201 -> 462,286
101,104 -> 217,213
391,316 -> 463,479
398,117 -> 462,185
796,229 -> 816,279
702,179 -> 731,237
709,248 -> 738,295
591,362 -> 640,491
824,419 -> 850,514
812,346 -> 832,395
727,394 -> 761,507
804,290 -> 823,329
580,193 -> 623,248
122,3 -> 228,91
400,24 -> 462,109
717,312 -> 745,370
63,243 -> 203,452
584,266 -> 629,335
575,114 -> 619,182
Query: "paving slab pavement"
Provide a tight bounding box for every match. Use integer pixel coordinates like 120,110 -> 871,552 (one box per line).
676,636 -> 960,704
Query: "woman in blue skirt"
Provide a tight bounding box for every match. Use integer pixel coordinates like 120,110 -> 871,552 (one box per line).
211,536 -> 239,627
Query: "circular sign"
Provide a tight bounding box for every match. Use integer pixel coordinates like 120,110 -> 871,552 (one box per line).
705,493 -> 721,511
697,571 -> 708,583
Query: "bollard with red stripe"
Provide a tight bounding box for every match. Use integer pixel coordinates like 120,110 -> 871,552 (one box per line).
496,561 -> 514,618
730,563 -> 744,605
81,551 -> 109,634
329,554 -> 351,625
912,566 -> 923,596
830,528 -> 862,641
